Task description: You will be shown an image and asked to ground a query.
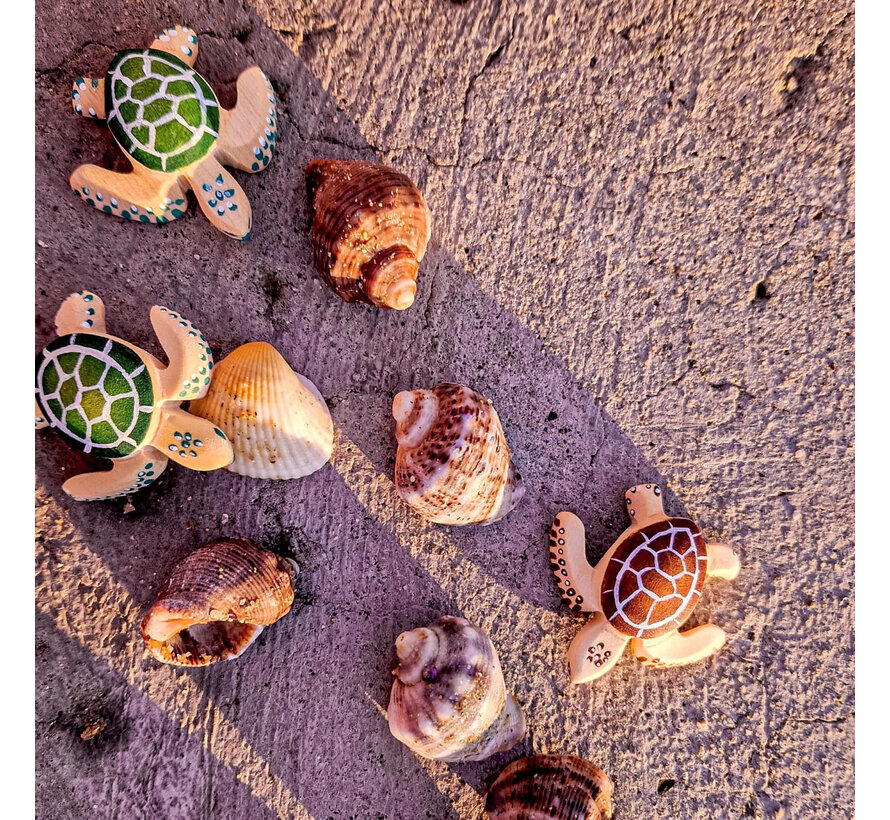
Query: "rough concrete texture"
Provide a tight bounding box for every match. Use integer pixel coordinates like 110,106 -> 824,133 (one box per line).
35,1 -> 854,818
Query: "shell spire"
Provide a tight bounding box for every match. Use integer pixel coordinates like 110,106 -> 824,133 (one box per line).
305,159 -> 431,310
141,538 -> 298,667
393,383 -> 524,525
387,616 -> 525,762
485,755 -> 614,820
190,342 -> 333,480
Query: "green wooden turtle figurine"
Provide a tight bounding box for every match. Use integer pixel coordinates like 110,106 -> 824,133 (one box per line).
35,291 -> 234,501
549,483 -> 740,683
69,24 -> 277,240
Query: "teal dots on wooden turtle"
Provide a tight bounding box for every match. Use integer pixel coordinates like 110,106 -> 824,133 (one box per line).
35,334 -> 155,459
166,430 -> 206,459
70,28 -> 274,240
251,73 -> 278,171
157,306 -> 214,397
105,49 -> 220,173
202,173 -> 239,217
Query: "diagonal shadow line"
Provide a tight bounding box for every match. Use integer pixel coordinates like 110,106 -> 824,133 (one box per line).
34,492 -> 317,820
34,3 -> 748,816
363,690 -> 487,817
35,608 -> 283,820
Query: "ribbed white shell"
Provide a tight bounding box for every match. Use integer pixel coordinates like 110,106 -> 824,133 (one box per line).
190,342 -> 333,479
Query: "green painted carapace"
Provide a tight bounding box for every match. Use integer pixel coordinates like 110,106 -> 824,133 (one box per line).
69,25 -> 276,239
36,291 -> 233,500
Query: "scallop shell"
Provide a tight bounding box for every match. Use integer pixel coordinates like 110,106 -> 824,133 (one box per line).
190,342 -> 333,479
486,755 -> 614,820
305,159 -> 431,310
392,383 -> 524,525
141,538 -> 298,667
387,615 -> 525,762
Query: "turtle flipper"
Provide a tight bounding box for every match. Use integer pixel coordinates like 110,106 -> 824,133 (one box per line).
61,452 -> 168,501
185,156 -> 252,239
216,67 -> 277,173
35,399 -> 49,429
566,612 -> 629,684
631,624 -> 727,669
549,511 -> 597,612
151,407 -> 233,471
72,78 -> 106,119
150,25 -> 198,67
69,163 -> 189,224
706,542 -> 740,580
149,305 -> 215,401
54,291 -> 106,335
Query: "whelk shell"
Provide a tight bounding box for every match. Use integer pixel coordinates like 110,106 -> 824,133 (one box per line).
392,383 -> 524,525
387,615 -> 526,762
190,342 -> 333,479
486,755 -> 614,820
141,538 -> 298,667
306,159 -> 431,310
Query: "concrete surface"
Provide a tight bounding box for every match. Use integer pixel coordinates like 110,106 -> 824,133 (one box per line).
35,1 -> 854,818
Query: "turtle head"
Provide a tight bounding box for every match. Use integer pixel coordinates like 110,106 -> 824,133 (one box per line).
624,483 -> 665,525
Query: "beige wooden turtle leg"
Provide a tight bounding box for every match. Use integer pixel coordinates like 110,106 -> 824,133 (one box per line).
150,25 -> 199,66
35,399 -> 49,430
631,624 -> 727,669
72,77 -> 105,119
54,291 -> 106,335
152,407 -> 233,471
549,511 -> 597,612
70,163 -> 189,224
149,306 -> 215,401
706,543 -> 740,580
184,156 -> 253,240
567,612 -> 629,684
61,452 -> 168,501
215,67 -> 277,172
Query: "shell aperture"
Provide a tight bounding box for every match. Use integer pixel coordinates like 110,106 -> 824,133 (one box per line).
141,538 -> 298,666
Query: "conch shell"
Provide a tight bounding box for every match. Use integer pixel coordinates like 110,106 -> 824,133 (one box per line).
387,615 -> 525,762
190,342 -> 333,479
485,755 -> 614,820
141,538 -> 298,667
392,383 -> 524,525
305,159 -> 431,310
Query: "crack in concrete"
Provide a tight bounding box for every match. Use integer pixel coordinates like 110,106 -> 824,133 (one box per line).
36,41 -> 114,77
456,9 -> 519,165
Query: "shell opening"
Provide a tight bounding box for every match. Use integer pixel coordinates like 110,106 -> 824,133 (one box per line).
148,620 -> 263,667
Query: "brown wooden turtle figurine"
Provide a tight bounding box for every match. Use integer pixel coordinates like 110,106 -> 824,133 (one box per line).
549,483 -> 740,683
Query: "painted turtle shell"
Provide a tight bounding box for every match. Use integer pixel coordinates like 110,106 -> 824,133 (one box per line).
600,518 -> 708,639
105,48 -> 220,172
35,333 -> 155,458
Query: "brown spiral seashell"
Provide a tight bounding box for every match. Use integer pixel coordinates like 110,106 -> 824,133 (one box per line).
141,538 -> 298,667
387,615 -> 525,762
305,159 -> 431,310
485,755 -> 614,820
392,383 -> 524,525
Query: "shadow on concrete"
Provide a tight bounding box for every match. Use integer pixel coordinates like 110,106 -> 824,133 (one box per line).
35,5 -> 695,818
